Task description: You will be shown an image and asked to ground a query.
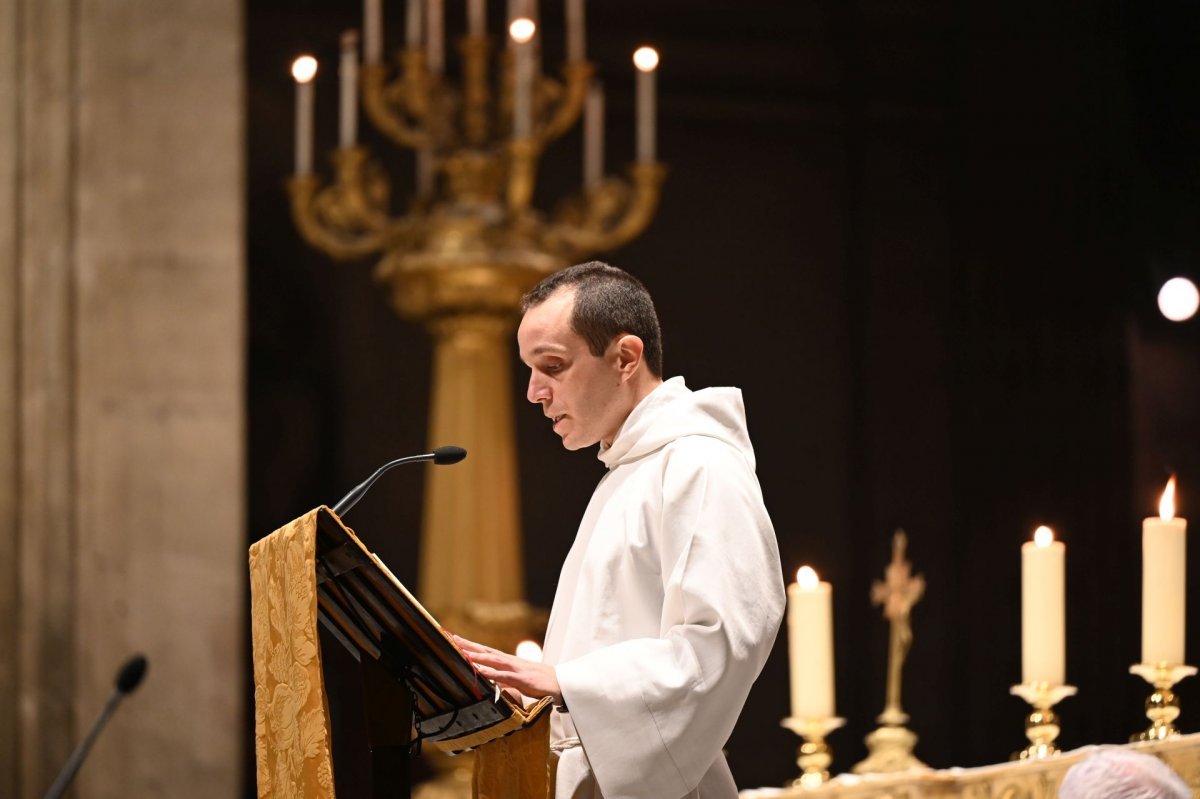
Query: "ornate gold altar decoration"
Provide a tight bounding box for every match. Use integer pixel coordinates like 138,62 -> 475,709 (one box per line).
288,7 -> 665,796
853,531 -> 929,775
248,510 -> 336,799
740,733 -> 1200,799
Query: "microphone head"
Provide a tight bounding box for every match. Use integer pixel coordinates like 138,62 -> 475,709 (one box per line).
432,445 -> 467,465
115,655 -> 148,694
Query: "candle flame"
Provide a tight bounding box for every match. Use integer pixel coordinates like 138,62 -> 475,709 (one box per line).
1159,476 -> 1177,521
292,55 -> 318,83
514,639 -> 543,662
509,17 -> 536,43
633,46 -> 660,72
1033,525 -> 1054,547
796,565 -> 819,590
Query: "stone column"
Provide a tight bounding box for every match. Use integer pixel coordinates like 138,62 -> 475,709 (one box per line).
0,1 -> 245,797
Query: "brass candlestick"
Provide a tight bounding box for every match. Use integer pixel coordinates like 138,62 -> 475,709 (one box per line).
1129,662 -> 1197,741
1009,682 -> 1076,760
781,717 -> 846,789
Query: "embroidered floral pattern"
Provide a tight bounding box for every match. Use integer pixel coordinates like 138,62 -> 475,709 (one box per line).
249,511 -> 336,798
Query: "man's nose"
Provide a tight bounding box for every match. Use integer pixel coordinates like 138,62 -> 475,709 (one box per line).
527,373 -> 548,404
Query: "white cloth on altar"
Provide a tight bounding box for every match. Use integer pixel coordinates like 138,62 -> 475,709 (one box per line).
542,376 -> 785,799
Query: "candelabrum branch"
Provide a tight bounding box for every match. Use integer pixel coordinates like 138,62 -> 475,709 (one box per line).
458,35 -> 493,146
362,58 -> 432,149
543,162 -> 667,257
536,62 -> 594,145
287,148 -> 410,261
506,138 -> 541,214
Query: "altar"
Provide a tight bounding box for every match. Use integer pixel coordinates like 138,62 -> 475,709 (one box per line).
740,733 -> 1200,799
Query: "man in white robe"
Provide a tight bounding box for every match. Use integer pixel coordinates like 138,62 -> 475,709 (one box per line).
455,262 -> 785,799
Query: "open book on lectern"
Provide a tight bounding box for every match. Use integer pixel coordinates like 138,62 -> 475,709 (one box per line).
313,506 -> 551,753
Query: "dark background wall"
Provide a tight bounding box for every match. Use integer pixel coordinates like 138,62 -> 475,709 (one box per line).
246,0 -> 1200,791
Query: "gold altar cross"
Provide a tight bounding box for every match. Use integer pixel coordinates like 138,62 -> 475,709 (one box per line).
871,530 -> 925,726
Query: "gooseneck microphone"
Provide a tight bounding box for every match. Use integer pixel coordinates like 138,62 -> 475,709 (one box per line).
44,654 -> 148,799
330,445 -> 467,518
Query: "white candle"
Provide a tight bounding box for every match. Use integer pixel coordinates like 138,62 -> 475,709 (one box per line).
565,0 -> 585,63
339,31 -> 359,149
468,0 -> 486,36
510,17 -> 536,138
363,0 -> 382,64
291,56 -> 318,176
426,0 -> 444,74
1143,477 -> 1187,665
583,82 -> 604,189
406,0 -> 423,48
787,566 -> 835,720
1021,526 -> 1065,686
633,46 -> 658,163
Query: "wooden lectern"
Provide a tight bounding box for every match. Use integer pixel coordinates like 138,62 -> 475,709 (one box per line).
249,507 -> 551,799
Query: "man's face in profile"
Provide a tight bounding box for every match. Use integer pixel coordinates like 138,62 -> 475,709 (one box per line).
517,289 -> 628,450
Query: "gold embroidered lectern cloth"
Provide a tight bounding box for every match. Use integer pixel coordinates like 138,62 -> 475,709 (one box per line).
249,509 -> 335,799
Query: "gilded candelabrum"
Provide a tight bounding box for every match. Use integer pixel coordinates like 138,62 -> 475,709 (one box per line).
1009,682 -> 1077,760
782,716 -> 846,789
289,12 -> 665,798
288,22 -> 665,640
1130,663 -> 1197,742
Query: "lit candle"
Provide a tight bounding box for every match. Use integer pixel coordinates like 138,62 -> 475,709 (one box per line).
633,46 -> 658,163
583,82 -> 604,189
406,0 -> 423,48
468,0 -> 486,36
510,17 -> 536,139
426,0 -> 444,74
565,0 -> 585,63
363,0 -> 382,64
339,31 -> 359,149
1143,477 -> 1187,665
291,56 -> 318,177
1021,526 -> 1065,685
787,566 -> 835,720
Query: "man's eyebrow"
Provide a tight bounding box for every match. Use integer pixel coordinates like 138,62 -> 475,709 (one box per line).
528,345 -> 566,355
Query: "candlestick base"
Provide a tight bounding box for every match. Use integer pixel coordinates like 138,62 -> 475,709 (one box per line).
1129,663 -> 1197,742
781,717 -> 845,789
1009,683 -> 1076,760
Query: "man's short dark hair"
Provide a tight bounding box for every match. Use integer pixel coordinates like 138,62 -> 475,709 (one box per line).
521,261 -> 664,377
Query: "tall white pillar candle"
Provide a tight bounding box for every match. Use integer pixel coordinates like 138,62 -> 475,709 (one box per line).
583,82 -> 604,188
406,0 -> 424,48
468,0 -> 486,36
787,566 -> 835,720
426,0 -> 444,74
1143,477 -> 1187,665
1021,526 -> 1065,685
633,46 -> 658,163
339,31 -> 359,149
566,0 -> 585,63
292,56 -> 318,176
510,18 -> 535,138
363,0 -> 382,63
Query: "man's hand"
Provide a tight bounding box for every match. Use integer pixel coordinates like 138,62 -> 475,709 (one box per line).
451,634 -> 562,704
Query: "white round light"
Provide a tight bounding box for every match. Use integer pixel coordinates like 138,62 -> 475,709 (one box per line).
509,17 -> 536,43
1158,277 -> 1199,322
514,640 -> 543,662
633,46 -> 659,72
291,55 -> 318,83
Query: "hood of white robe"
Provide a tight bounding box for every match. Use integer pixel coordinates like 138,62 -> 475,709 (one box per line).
597,376 -> 756,472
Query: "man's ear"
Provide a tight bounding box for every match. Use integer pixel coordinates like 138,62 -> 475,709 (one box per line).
613,334 -> 644,381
